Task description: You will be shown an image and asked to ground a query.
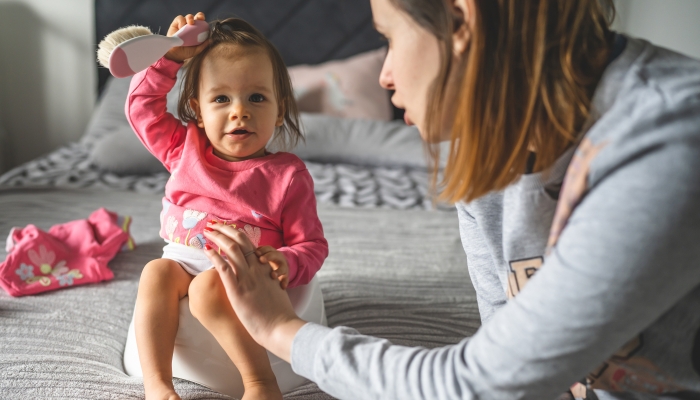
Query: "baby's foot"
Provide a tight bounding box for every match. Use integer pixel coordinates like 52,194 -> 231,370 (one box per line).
144,379 -> 181,400
145,387 -> 180,400
242,380 -> 283,400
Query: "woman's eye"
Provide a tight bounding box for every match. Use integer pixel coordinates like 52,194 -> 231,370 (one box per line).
214,96 -> 229,103
249,93 -> 265,103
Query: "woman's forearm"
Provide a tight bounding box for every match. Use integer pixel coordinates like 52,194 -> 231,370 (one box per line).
264,317 -> 308,363
290,323 -> 481,400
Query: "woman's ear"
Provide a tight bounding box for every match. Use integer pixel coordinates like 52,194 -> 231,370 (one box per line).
451,0 -> 474,56
189,98 -> 204,128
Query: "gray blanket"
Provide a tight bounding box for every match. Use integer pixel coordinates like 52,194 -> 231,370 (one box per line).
0,188 -> 477,399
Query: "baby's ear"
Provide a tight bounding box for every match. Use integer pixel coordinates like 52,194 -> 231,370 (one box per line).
275,106 -> 285,127
189,98 -> 204,128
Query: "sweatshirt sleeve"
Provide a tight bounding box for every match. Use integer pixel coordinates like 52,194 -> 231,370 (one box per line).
290,137 -> 700,399
125,57 -> 186,172
277,168 -> 329,288
456,205 -> 507,323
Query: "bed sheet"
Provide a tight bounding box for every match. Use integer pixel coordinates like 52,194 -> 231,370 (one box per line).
0,188 -> 477,399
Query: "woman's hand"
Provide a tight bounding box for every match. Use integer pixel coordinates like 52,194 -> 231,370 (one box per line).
202,222 -> 307,362
164,12 -> 210,62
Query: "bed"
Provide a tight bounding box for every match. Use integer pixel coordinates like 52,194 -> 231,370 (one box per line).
0,1 -> 479,399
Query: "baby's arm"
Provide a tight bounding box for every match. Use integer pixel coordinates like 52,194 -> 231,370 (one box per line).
124,14 -> 208,171
276,169 -> 329,288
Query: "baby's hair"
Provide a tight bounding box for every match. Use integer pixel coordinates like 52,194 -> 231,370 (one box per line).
178,18 -> 302,150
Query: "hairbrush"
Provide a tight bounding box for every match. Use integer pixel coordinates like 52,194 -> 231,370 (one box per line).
97,20 -> 209,78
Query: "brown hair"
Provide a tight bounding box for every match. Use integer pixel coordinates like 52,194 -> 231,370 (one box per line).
177,18 -> 302,150
391,0 -> 614,203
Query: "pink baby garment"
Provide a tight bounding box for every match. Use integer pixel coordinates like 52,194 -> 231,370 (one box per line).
0,208 -> 134,297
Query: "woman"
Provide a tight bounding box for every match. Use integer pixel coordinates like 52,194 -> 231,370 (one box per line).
201,0 -> 700,398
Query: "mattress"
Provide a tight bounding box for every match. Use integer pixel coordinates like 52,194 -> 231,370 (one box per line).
0,187 -> 478,399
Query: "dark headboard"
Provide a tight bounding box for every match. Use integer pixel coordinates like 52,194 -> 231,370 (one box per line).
94,0 -> 386,95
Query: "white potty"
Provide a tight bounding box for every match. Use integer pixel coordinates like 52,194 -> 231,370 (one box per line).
123,276 -> 326,398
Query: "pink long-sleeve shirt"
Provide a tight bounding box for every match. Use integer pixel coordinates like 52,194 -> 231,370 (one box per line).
126,57 -> 328,287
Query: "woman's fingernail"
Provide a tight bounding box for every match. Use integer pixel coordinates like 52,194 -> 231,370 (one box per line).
208,219 -> 218,224
204,244 -> 212,250
204,227 -> 213,232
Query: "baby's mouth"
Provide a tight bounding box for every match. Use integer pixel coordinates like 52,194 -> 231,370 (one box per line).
223,128 -> 255,141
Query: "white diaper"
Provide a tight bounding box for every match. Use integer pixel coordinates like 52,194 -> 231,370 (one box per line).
162,242 -> 213,275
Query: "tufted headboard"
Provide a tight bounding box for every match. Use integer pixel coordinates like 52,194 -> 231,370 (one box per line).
94,0 -> 387,96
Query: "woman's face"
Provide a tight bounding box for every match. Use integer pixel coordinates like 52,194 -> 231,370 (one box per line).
371,0 -> 470,143
371,0 -> 440,139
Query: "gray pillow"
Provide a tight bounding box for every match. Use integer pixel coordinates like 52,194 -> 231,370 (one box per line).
285,114 -> 431,169
84,74 -> 181,175
84,75 -> 437,175
90,125 -> 167,175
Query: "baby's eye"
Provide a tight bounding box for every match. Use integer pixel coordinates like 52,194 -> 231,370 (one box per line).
214,95 -> 229,103
249,93 -> 265,103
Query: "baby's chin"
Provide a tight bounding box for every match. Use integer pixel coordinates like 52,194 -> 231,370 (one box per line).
212,146 -> 266,162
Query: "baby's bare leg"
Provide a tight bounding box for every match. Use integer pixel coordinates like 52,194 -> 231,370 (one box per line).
135,259 -> 193,400
189,269 -> 282,400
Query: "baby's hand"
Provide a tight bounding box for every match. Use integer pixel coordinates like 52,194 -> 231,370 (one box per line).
256,246 -> 289,290
164,12 -> 209,62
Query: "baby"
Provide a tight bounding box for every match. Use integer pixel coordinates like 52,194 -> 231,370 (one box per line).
126,13 -> 328,400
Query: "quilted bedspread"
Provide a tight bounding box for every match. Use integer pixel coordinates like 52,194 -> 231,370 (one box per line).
0,188 -> 477,399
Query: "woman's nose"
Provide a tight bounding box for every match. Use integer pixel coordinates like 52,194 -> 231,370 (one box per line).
378,50 -> 394,90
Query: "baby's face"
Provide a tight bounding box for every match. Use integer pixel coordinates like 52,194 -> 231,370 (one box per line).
191,44 -> 283,161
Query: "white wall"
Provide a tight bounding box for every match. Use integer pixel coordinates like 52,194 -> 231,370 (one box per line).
615,0 -> 700,60
0,115 -> 6,172
0,0 -> 95,172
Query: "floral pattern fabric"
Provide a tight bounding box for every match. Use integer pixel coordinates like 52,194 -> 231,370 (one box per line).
160,205 -> 272,251
0,208 -> 133,297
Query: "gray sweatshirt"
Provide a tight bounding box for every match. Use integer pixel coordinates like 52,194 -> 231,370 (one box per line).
290,36 -> 700,400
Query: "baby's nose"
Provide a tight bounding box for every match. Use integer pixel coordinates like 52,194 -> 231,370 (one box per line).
229,102 -> 251,119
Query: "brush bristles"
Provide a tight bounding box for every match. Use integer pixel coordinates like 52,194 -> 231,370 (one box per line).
97,25 -> 153,68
